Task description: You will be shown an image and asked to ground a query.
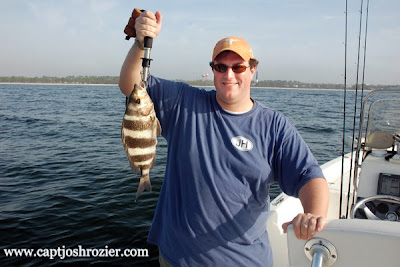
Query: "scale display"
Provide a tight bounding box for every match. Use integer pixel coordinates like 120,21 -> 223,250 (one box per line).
378,173 -> 400,197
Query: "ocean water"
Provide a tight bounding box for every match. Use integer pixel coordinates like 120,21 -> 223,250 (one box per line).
0,83 -> 353,266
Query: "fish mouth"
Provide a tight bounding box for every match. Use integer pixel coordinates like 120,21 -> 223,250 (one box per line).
133,88 -> 148,98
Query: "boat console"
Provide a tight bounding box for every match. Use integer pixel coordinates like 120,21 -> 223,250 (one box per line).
286,90 -> 400,267
268,89 -> 400,267
354,148 -> 400,221
351,92 -> 400,222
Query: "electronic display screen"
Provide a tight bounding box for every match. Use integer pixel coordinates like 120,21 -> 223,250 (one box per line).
378,173 -> 400,197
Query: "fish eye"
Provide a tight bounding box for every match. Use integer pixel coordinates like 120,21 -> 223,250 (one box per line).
135,99 -> 141,104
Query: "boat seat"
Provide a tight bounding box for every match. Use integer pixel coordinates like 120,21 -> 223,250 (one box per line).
287,219 -> 400,266
365,130 -> 394,149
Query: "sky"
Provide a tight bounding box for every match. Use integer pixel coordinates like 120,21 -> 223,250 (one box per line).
0,0 -> 399,85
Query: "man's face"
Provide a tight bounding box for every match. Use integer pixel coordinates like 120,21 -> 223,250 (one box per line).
212,51 -> 256,112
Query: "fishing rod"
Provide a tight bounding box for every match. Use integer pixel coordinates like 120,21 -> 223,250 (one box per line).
344,0 -> 366,219
360,0 -> 370,104
123,8 -> 153,87
344,0 -> 365,219
349,0 -> 371,217
141,36 -> 153,87
339,0 -> 371,219
339,0 -> 349,219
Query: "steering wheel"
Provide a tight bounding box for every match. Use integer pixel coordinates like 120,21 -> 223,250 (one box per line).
351,195 -> 400,220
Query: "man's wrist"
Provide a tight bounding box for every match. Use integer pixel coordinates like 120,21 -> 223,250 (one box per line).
135,39 -> 144,50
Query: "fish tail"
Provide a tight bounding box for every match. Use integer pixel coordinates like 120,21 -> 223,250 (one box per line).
135,173 -> 152,200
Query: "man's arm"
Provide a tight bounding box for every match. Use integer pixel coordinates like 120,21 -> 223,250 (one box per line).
119,11 -> 162,97
282,177 -> 329,240
119,41 -> 144,96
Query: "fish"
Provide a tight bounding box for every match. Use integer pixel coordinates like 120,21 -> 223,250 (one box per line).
121,82 -> 161,200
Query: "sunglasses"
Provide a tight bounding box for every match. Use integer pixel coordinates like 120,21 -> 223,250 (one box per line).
210,63 -> 250,73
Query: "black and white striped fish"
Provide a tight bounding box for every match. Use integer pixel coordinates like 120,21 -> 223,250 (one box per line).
121,83 -> 161,200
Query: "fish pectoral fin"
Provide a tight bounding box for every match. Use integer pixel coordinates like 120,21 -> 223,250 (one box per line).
130,164 -> 141,173
135,176 -> 152,200
156,118 -> 162,136
150,157 -> 156,169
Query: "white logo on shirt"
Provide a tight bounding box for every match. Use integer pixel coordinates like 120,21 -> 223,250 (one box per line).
231,136 -> 253,151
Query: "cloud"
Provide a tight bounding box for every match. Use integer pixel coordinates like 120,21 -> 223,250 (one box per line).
323,15 -> 338,20
89,0 -> 116,14
380,26 -> 400,40
28,2 -> 68,30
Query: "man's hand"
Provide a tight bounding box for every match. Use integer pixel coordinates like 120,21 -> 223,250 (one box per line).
134,11 -> 162,44
124,8 -> 143,40
282,213 -> 326,240
282,178 -> 329,240
119,10 -> 163,96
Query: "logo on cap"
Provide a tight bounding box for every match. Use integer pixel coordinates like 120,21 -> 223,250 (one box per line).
225,38 -> 239,46
212,36 -> 254,62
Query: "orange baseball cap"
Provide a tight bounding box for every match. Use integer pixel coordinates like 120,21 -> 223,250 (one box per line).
212,36 -> 254,62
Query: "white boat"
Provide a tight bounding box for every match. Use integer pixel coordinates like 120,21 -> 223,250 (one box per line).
266,88 -> 400,266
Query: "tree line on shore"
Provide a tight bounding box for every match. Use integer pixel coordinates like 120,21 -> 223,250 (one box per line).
0,75 -> 398,90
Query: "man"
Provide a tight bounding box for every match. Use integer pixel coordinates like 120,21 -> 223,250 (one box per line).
119,10 -> 329,267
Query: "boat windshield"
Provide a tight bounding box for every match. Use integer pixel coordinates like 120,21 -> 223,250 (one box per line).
365,97 -> 400,150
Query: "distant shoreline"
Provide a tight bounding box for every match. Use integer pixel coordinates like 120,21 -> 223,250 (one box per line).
0,82 -> 116,86
0,82 -> 349,91
1,75 -> 398,90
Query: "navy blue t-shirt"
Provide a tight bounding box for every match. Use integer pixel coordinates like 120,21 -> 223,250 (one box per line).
145,76 -> 324,266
